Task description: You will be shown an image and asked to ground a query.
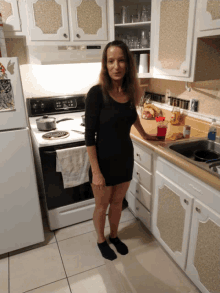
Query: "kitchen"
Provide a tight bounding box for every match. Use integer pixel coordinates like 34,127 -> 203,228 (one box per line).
0,0 -> 220,293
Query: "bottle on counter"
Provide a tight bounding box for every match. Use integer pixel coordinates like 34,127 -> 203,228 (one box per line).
170,101 -> 181,125
208,119 -> 217,141
183,125 -> 191,138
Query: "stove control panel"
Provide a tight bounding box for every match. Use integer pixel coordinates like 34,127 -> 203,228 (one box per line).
55,99 -> 77,110
26,95 -> 86,117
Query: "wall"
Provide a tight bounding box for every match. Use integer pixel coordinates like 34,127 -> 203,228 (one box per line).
19,62 -> 102,98
147,78 -> 220,118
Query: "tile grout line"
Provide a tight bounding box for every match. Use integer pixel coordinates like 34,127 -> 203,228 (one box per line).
21,278 -> 67,293
55,241 -> 73,293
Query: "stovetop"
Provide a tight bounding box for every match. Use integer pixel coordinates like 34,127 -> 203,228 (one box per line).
29,112 -> 86,147
26,96 -> 86,148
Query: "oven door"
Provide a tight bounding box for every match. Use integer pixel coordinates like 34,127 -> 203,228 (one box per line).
39,141 -> 94,210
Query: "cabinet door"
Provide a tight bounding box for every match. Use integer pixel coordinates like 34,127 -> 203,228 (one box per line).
70,0 -> 107,41
152,172 -> 193,270
0,0 -> 21,31
26,0 -> 70,41
186,199 -> 220,293
153,0 -> 197,78
197,0 -> 220,31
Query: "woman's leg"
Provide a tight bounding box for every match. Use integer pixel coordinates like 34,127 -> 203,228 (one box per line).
108,181 -> 131,238
91,183 -> 113,243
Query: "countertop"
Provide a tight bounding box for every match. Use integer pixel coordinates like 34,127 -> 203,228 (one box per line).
130,112 -> 220,192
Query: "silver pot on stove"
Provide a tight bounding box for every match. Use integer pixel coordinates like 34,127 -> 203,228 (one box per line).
36,115 -> 74,131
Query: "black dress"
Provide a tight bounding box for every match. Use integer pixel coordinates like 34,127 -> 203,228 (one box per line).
85,85 -> 138,186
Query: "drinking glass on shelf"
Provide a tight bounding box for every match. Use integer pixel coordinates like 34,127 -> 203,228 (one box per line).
114,13 -> 121,24
133,36 -> 138,49
140,30 -> 149,48
131,14 -> 138,23
141,6 -> 148,22
129,37 -> 135,49
121,6 -> 129,23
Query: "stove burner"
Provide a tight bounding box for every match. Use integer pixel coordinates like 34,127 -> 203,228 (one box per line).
42,130 -> 70,140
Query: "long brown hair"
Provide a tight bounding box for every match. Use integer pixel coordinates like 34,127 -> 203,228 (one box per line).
99,40 -> 141,107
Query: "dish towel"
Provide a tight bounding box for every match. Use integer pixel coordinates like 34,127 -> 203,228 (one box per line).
56,146 -> 90,189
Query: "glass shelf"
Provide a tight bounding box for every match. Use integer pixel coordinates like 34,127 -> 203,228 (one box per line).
115,21 -> 151,28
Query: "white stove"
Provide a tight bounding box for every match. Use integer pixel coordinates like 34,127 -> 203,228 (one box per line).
26,95 -> 100,231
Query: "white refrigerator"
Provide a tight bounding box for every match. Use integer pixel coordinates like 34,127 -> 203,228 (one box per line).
0,57 -> 44,255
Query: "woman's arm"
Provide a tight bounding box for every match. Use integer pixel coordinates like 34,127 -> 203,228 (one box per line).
133,115 -> 158,141
86,145 -> 101,175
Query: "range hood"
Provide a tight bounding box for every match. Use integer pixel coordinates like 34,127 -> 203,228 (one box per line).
27,44 -> 105,65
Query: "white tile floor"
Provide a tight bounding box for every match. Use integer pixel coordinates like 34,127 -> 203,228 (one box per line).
0,205 -> 201,293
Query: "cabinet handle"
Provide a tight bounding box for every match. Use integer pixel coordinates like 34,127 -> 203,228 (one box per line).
76,34 -> 80,38
136,189 -> 139,193
189,184 -> 202,194
183,69 -> 187,74
136,207 -> 139,211
136,172 -> 139,176
63,33 -> 68,38
136,153 -> 140,157
184,199 -> 189,205
195,207 -> 201,213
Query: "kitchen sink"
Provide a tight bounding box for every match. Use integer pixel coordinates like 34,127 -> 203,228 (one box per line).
164,138 -> 220,178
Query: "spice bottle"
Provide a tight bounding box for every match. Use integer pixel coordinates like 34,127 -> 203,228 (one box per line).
183,125 -> 191,138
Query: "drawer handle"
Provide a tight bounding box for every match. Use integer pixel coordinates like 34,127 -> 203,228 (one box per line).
136,153 -> 140,157
195,207 -> 201,213
189,184 -> 202,194
184,199 -> 189,205
136,189 -> 139,193
136,207 -> 139,211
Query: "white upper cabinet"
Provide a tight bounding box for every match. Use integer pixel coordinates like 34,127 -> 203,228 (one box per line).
26,0 -> 70,41
69,0 -> 108,41
152,0 -> 197,78
0,0 -> 21,31
197,0 -> 220,32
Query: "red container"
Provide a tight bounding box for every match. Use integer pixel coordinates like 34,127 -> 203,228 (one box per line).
157,125 -> 167,140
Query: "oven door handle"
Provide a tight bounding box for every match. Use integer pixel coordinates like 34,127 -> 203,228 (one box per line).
43,150 -> 57,155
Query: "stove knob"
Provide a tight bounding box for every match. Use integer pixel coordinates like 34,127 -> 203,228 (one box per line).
41,103 -> 45,108
32,103 -> 38,109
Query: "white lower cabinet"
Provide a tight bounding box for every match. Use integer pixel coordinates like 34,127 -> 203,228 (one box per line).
186,199 -> 220,293
152,172 -> 193,270
153,156 -> 220,293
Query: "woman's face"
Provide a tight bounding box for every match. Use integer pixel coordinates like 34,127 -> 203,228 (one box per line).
106,46 -> 127,82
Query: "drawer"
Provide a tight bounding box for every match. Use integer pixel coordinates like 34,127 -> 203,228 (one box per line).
136,198 -> 151,231
133,143 -> 152,172
133,161 -> 152,192
156,157 -> 220,215
126,191 -> 138,217
126,191 -> 151,230
129,179 -> 151,211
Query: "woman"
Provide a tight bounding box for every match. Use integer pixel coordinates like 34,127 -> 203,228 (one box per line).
85,40 -> 158,261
